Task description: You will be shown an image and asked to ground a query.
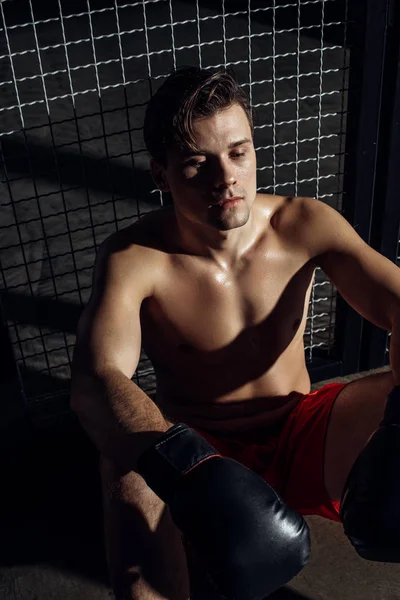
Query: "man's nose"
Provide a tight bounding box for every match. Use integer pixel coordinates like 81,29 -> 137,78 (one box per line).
212,159 -> 237,189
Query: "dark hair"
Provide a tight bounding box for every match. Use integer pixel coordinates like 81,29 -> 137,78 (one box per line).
143,66 -> 253,165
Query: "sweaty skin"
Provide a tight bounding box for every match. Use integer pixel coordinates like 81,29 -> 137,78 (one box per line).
93,104 -> 322,443
73,99 -> 400,600
108,194 -> 316,442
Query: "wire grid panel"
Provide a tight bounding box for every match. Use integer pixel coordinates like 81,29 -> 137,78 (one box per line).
0,0 -> 349,407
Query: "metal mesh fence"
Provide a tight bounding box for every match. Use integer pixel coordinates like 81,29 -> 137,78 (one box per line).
0,0 -> 349,410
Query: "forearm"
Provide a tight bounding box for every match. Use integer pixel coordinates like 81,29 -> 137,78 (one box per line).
70,368 -> 173,472
390,309 -> 400,386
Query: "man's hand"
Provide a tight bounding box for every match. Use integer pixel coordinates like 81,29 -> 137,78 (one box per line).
137,423 -> 311,600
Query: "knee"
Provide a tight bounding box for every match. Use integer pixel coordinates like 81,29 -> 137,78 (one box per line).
364,369 -> 395,395
101,461 -> 190,600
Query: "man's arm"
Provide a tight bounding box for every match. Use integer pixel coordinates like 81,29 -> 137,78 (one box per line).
300,197 -> 400,332
70,235 -> 172,472
298,197 -> 400,383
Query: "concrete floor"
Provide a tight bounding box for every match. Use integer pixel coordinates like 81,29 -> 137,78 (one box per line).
2,367 -> 400,600
0,1 -> 397,598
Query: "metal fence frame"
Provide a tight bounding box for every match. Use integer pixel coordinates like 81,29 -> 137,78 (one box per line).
362,0 -> 400,372
0,0 -> 399,427
309,0 -> 400,383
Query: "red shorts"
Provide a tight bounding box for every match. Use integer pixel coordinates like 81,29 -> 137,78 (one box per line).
194,382 -> 350,522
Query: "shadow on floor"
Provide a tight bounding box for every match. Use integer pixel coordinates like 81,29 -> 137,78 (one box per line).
0,420 -> 108,585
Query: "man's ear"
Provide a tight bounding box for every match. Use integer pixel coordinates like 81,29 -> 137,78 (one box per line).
150,159 -> 170,192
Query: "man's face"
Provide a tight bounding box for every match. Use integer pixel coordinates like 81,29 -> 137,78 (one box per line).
153,103 -> 257,232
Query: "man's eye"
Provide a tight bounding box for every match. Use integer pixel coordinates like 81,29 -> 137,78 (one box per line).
184,160 -> 205,169
231,152 -> 246,159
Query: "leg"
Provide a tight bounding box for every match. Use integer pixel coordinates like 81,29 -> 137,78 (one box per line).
324,369 -> 395,505
100,456 -> 190,600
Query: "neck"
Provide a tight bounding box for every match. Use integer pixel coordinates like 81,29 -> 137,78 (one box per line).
172,208 -> 260,270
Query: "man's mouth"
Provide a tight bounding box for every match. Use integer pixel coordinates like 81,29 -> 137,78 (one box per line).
214,196 -> 244,208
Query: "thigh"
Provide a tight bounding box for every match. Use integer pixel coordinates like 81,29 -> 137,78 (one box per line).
100,456 -> 190,600
271,383 -> 345,520
324,369 -> 395,505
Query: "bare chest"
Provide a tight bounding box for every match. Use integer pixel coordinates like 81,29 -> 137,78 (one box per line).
140,244 -> 315,372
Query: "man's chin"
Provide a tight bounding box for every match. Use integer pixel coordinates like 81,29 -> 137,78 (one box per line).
209,214 -> 250,231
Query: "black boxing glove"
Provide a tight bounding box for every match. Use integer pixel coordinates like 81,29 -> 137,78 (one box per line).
137,423 -> 310,600
340,386 -> 400,562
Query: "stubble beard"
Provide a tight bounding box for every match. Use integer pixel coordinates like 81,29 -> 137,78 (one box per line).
207,204 -> 251,231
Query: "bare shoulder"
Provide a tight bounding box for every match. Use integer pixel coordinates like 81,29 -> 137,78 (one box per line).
257,193 -> 309,235
260,194 -> 354,257
292,196 -> 363,256
101,206 -> 172,260
94,206 -> 173,296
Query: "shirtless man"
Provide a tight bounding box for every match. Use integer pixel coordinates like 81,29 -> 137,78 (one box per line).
70,67 -> 400,600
